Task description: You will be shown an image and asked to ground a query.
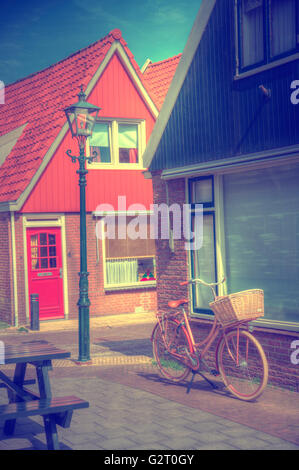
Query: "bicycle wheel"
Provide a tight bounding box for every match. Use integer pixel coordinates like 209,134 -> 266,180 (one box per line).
152,319 -> 192,382
216,329 -> 268,401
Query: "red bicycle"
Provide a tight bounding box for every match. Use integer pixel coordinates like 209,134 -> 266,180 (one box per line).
151,277 -> 268,401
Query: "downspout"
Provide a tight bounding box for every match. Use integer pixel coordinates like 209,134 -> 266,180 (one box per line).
10,212 -> 18,327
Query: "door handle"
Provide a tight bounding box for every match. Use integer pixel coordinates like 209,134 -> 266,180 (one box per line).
60,268 -> 63,279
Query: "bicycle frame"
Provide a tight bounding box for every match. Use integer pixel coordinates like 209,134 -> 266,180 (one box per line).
155,305 -> 252,371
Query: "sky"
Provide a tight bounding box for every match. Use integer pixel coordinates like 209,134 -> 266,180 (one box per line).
0,0 -> 201,86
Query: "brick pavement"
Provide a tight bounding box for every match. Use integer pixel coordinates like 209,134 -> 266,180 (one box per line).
0,374 -> 298,451
0,313 -> 298,451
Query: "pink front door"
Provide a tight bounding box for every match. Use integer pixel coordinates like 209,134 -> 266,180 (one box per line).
27,227 -> 64,320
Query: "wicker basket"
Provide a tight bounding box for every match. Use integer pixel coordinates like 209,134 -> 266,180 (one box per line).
209,289 -> 264,327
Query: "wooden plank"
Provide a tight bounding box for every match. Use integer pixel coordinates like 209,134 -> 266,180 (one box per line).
0,396 -> 89,421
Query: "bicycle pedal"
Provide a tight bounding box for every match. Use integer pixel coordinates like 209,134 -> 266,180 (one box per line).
210,369 -> 220,377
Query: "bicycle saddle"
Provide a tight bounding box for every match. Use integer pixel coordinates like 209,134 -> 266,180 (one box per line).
168,299 -> 189,309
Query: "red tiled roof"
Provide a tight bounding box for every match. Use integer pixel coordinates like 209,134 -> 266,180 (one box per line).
0,29 -> 179,205
142,54 -> 182,110
0,29 -> 154,204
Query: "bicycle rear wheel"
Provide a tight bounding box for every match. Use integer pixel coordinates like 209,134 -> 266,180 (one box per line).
152,319 -> 192,382
216,329 -> 268,401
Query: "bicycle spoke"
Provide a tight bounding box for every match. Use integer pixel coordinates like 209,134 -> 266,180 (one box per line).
217,329 -> 268,401
152,319 -> 191,382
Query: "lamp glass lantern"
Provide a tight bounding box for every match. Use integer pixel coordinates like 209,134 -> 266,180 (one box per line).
64,86 -> 101,147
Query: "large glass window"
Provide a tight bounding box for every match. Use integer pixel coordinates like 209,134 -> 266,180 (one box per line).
189,162 -> 299,324
223,163 -> 299,323
238,0 -> 298,72
190,177 -> 217,313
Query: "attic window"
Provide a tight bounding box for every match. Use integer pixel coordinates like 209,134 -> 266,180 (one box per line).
87,119 -> 145,169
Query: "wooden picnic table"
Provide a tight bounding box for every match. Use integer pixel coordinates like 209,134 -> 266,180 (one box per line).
0,340 -> 89,450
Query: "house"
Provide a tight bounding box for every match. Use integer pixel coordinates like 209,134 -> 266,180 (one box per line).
0,28 -> 180,326
142,0 -> 299,390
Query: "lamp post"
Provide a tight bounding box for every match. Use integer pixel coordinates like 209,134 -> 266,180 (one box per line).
64,85 -> 101,362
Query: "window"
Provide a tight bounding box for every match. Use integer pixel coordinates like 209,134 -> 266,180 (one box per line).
189,161 -> 299,325
102,216 -> 156,288
89,122 -> 111,163
87,119 -> 145,168
237,0 -> 299,72
189,177 -> 217,313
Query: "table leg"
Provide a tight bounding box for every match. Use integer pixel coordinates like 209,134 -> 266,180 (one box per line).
43,415 -> 60,450
36,361 -> 61,450
4,363 -> 27,435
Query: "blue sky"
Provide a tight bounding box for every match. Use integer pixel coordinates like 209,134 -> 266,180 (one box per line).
0,0 -> 201,85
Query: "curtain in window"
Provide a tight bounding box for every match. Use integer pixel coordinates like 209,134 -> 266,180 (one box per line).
118,124 -> 138,163
241,0 -> 264,67
270,0 -> 296,57
89,122 -> 111,163
223,163 -> 299,323
106,258 -> 138,285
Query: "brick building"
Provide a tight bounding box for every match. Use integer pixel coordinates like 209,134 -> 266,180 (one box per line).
0,29 -> 180,326
143,1 -> 299,390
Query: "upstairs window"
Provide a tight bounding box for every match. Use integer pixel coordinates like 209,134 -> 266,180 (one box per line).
87,119 -> 145,168
238,0 -> 299,72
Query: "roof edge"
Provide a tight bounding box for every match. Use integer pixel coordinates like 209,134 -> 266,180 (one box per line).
142,0 -> 217,170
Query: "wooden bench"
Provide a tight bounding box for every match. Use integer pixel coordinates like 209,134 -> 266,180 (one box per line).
0,395 -> 89,450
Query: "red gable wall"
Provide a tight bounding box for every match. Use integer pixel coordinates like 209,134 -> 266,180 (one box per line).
21,52 -> 155,213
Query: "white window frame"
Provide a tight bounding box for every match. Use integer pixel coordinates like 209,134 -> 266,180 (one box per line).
97,216 -> 157,291
187,157 -> 299,332
87,118 -> 146,170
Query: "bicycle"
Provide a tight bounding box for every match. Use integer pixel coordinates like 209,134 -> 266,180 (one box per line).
151,277 -> 269,401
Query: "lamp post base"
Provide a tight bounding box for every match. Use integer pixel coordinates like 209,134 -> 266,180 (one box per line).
77,271 -> 91,363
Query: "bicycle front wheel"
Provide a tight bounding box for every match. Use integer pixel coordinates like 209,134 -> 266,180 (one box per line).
216,329 -> 268,401
152,319 -> 192,382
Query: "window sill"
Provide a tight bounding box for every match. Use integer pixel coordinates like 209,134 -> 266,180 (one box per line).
104,281 -> 156,292
87,164 -> 145,170
234,52 -> 299,80
190,313 -> 299,333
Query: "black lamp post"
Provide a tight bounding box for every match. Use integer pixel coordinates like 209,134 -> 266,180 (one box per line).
64,85 -> 101,362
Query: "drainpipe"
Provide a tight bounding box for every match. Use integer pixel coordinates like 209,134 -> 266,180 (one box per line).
10,212 -> 18,327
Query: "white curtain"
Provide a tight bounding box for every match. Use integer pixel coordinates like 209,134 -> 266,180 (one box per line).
270,0 -> 296,57
106,258 -> 138,285
241,0 -> 264,67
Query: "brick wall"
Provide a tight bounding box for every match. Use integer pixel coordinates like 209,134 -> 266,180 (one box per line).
0,213 -> 13,324
152,171 -> 189,315
151,170 -> 299,392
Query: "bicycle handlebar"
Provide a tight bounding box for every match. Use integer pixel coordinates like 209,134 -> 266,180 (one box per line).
180,277 -> 226,301
180,277 -> 226,287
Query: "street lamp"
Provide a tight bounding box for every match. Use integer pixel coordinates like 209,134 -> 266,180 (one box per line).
64,85 -> 101,362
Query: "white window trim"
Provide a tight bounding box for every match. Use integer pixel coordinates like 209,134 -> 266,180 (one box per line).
86,118 -> 146,170
97,218 -> 157,291
22,213 -> 69,322
187,160 -> 299,332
